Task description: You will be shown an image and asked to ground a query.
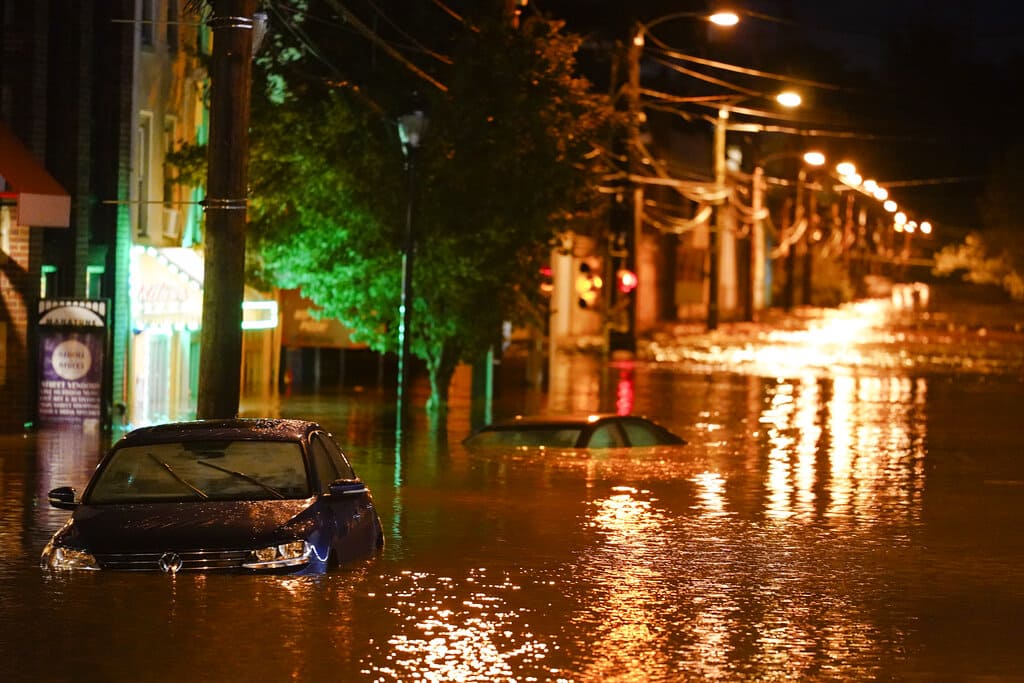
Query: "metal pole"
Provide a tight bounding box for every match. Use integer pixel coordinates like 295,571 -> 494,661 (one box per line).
396,151 -> 415,425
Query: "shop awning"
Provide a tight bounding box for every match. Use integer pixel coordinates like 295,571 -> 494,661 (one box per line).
0,121 -> 70,227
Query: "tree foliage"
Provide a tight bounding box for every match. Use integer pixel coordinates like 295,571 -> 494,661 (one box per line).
934,140 -> 1024,301
246,6 -> 617,410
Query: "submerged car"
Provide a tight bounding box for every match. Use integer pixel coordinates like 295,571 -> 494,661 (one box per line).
41,418 -> 383,574
463,414 -> 686,449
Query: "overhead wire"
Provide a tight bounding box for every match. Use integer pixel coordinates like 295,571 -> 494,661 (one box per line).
320,0 -> 449,92
429,0 -> 478,31
644,34 -> 847,92
362,0 -> 453,64
267,1 -> 344,78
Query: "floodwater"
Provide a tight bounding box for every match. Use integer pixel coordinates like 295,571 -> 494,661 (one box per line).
3,294 -> 1024,682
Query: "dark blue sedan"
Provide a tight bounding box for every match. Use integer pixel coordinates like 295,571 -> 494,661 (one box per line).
41,418 -> 383,574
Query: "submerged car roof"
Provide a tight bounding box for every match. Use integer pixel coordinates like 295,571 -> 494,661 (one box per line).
482,414 -> 630,429
117,418 -> 321,446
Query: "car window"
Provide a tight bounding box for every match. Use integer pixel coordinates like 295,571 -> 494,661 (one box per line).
587,423 -> 626,448
621,419 -> 665,446
465,427 -> 582,448
309,437 -> 340,493
86,440 -> 310,503
312,432 -> 356,480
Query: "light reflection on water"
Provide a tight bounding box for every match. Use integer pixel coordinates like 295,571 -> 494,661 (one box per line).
3,318 -> 1024,680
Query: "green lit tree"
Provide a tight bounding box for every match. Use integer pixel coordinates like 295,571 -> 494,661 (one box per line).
247,10 -> 617,412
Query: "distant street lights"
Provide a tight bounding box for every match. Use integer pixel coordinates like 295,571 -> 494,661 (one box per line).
396,106 -> 427,424
835,163 -> 934,280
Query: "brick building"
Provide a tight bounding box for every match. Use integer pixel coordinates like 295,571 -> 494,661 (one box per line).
1,1 -> 133,432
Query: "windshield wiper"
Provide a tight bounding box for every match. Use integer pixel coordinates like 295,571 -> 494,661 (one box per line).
147,453 -> 208,499
195,459 -> 285,499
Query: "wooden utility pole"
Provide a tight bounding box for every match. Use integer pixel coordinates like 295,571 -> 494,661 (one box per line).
707,108 -> 728,330
607,24 -> 642,353
196,0 -> 256,419
749,164 -> 766,318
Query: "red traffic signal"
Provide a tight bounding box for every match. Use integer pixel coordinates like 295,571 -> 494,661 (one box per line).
539,265 -> 553,296
616,268 -> 638,294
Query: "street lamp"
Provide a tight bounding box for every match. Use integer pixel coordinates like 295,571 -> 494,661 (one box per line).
396,106 -> 427,425
747,148 -> 822,318
710,91 -> 802,328
615,11 -> 741,346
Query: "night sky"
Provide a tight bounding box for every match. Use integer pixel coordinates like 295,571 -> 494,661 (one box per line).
531,0 -> 1024,233
534,0 -> 1024,68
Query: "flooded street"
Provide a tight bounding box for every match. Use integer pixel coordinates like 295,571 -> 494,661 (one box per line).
3,296 -> 1024,681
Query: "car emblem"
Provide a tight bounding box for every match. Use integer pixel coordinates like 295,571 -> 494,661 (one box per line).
158,552 -> 183,574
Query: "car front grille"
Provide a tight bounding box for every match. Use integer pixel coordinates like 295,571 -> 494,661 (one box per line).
94,548 -> 253,572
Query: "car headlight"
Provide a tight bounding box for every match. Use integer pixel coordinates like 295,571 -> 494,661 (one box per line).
242,540 -> 312,569
41,542 -> 100,571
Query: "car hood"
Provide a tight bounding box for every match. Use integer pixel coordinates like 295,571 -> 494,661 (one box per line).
58,499 -> 316,553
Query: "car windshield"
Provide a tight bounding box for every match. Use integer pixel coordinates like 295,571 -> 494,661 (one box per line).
86,440 -> 310,504
465,427 -> 582,448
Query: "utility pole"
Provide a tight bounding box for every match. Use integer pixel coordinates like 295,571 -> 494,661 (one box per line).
749,164 -> 766,318
707,108 -> 728,330
196,0 -> 256,419
608,24 -> 642,354
783,167 -> 806,311
802,180 -> 817,305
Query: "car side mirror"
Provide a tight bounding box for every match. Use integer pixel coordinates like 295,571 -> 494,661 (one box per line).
48,486 -> 79,510
328,479 -> 367,497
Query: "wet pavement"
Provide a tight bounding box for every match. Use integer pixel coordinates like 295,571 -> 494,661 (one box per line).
2,291 -> 1024,681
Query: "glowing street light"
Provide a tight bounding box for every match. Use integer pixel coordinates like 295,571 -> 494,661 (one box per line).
776,90 -> 802,108
836,161 -> 856,176
709,10 -> 740,26
803,150 -> 826,166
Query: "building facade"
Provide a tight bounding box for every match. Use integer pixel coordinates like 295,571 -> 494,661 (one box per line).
0,0 -> 133,432
1,0 -> 277,432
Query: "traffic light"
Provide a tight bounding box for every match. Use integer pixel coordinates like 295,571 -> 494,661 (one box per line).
576,261 -> 602,308
539,265 -> 553,297
616,268 -> 638,294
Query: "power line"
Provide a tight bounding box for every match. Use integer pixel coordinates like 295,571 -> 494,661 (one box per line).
363,0 -> 453,64
321,0 -> 448,92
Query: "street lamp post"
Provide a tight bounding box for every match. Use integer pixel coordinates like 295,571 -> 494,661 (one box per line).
396,108 -> 427,425
751,149 -> 823,312
627,11 -> 740,336
714,92 -> 803,326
